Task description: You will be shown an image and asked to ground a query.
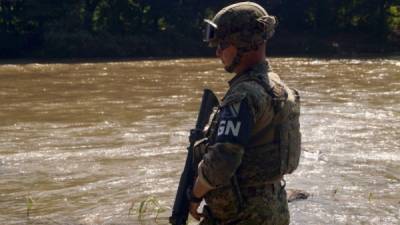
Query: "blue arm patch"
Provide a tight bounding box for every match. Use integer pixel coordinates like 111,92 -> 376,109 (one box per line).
216,99 -> 254,146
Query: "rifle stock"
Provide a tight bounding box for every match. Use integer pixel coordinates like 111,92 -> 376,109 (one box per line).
169,89 -> 219,225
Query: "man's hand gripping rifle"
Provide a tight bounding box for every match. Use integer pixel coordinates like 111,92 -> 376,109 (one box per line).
169,89 -> 219,225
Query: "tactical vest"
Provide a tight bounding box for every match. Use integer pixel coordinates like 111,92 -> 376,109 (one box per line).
201,71 -> 301,221
209,72 -> 301,186
249,72 -> 301,176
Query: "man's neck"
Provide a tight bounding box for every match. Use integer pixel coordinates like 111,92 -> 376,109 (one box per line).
233,44 -> 266,74
234,57 -> 266,75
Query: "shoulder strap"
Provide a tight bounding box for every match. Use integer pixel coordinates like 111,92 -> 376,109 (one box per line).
240,76 -> 287,148
237,77 -> 276,98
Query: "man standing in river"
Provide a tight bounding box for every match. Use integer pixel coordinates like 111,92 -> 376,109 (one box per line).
187,2 -> 301,225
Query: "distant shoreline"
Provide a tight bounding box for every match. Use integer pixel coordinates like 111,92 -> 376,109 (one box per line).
1,30 -> 399,65
0,52 -> 399,65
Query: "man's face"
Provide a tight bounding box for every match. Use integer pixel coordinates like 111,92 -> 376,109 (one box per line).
216,42 -> 237,71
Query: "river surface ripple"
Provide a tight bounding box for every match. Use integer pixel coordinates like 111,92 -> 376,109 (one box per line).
0,57 -> 399,225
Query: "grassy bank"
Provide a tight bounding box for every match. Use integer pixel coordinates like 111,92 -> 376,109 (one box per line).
1,30 -> 398,60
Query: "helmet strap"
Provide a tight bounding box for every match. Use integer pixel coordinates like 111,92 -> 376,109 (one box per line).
224,48 -> 246,73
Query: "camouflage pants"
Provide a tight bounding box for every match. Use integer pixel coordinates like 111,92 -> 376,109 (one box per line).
199,187 -> 289,225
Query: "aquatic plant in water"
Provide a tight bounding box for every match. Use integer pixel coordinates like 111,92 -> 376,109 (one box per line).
129,196 -> 169,224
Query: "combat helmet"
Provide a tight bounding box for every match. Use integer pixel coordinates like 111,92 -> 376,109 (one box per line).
203,2 -> 277,72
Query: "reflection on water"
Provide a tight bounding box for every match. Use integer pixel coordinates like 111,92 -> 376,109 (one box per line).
0,57 -> 399,225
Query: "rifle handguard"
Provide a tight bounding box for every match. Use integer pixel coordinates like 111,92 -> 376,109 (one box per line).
189,128 -> 204,144
169,89 -> 219,225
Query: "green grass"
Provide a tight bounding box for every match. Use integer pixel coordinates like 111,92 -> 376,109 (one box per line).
129,196 -> 169,224
26,195 -> 35,218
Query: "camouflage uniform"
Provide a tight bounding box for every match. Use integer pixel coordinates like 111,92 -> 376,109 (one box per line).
196,2 -> 297,225
196,61 -> 290,225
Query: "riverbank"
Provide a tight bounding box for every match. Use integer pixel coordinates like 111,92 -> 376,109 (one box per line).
0,53 -> 399,66
269,30 -> 400,56
1,31 -> 399,61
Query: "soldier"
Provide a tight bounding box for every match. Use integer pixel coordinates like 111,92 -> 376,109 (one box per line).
187,2 -> 302,225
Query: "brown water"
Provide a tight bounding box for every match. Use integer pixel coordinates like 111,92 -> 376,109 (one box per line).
0,57 -> 399,225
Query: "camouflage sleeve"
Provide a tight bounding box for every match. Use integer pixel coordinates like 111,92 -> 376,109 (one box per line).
198,94 -> 254,187
199,143 -> 244,188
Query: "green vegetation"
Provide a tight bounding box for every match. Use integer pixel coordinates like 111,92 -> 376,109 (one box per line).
25,195 -> 34,218
129,196 -> 169,224
0,0 -> 399,58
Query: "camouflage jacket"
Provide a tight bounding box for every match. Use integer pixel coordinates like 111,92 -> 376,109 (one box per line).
197,61 -> 286,220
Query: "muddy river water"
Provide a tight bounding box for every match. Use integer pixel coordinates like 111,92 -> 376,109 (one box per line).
0,57 -> 399,225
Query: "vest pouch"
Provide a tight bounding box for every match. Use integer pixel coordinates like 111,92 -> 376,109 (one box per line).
279,88 -> 301,174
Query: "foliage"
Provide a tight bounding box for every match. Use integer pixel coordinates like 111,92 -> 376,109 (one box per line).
129,196 -> 168,224
25,195 -> 35,218
0,0 -> 399,58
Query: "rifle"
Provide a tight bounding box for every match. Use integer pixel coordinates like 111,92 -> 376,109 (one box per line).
169,89 -> 219,225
